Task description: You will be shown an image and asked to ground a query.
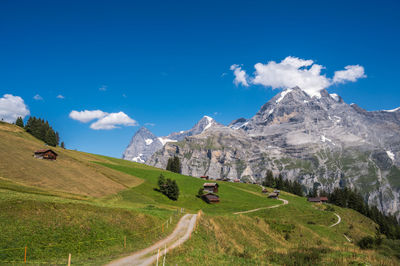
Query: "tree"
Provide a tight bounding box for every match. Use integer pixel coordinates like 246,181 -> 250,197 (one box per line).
61,141 -> 65,149
45,129 -> 57,147
156,174 -> 179,201
263,170 -> 274,187
166,156 -> 181,173
197,187 -> 205,197
15,117 -> 24,127
158,174 -> 166,193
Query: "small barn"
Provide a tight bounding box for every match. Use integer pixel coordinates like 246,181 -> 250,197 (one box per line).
202,193 -> 220,204
262,188 -> 268,194
203,183 -> 219,193
320,197 -> 328,203
307,197 -> 322,203
200,175 -> 209,180
34,149 -> 58,160
268,192 -> 279,199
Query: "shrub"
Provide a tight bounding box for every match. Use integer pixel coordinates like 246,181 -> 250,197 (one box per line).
358,236 -> 375,249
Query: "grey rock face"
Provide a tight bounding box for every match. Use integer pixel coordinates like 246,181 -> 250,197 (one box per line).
122,116 -> 220,163
122,127 -> 163,163
148,87 -> 400,219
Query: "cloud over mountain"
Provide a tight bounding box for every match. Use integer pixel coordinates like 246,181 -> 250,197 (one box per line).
0,94 -> 30,123
231,56 -> 366,97
69,109 -> 137,130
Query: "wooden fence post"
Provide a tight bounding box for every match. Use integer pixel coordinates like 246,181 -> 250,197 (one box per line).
124,236 -> 126,248
24,246 -> 27,263
68,253 -> 71,266
162,224 -> 164,233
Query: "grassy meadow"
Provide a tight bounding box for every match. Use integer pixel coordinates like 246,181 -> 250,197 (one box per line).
0,122 -> 399,265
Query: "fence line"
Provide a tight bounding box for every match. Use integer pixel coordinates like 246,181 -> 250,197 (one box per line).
0,211 -> 183,264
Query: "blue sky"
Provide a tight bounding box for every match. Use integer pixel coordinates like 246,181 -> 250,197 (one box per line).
1,0 -> 399,157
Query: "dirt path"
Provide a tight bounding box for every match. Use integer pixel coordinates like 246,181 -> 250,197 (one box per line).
330,213 -> 341,227
107,214 -> 197,266
233,198 -> 289,215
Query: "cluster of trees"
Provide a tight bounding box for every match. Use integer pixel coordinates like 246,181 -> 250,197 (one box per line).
157,174 -> 180,201
262,170 -> 303,196
22,116 -> 60,147
166,156 -> 181,174
319,187 -> 400,239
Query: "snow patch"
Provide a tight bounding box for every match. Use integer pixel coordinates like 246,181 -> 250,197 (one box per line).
179,130 -> 185,133
384,107 -> 400,113
268,109 -> 274,115
240,121 -> 249,128
321,135 -> 335,145
387,151 -> 395,161
132,153 -> 145,163
276,88 -> 293,103
145,139 -> 153,145
303,100 -> 309,103
202,116 -> 214,131
330,93 -> 340,102
333,116 -> 341,123
158,137 -> 178,146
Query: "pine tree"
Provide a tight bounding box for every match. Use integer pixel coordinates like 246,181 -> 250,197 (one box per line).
166,156 -> 181,173
61,142 -> 65,149
15,117 -> 24,127
45,129 -> 57,147
158,174 -> 166,193
55,132 -> 60,146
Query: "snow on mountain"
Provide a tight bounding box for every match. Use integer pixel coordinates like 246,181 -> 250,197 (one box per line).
158,137 -> 178,146
384,107 -> 400,112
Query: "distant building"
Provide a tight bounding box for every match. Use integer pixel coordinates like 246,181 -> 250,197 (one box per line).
34,149 -> 58,160
203,183 -> 219,193
200,175 -> 209,180
262,188 -> 268,194
233,179 -> 240,183
320,197 -> 328,203
307,197 -> 322,203
268,192 -> 279,199
202,193 -> 220,204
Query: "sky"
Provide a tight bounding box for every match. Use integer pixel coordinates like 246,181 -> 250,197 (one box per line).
1,0 -> 400,158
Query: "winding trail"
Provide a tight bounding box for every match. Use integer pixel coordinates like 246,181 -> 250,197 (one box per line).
330,213 -> 341,227
107,214 -> 197,266
233,198 -> 289,215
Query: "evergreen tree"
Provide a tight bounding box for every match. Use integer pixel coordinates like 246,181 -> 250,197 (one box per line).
45,129 -> 57,147
61,141 -> 65,149
166,156 -> 181,173
55,132 -> 60,146
15,117 -> 24,127
158,174 -> 166,193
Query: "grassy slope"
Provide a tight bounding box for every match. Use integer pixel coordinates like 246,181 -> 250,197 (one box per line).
0,122 -> 398,265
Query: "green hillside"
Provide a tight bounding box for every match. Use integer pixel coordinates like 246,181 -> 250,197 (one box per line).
0,122 -> 398,265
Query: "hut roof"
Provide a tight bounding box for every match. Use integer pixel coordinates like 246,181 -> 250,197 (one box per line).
34,149 -> 58,156
307,197 -> 321,202
203,183 -> 219,187
320,197 -> 328,201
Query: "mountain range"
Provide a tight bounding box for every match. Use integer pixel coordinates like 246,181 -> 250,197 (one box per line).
123,86 -> 400,219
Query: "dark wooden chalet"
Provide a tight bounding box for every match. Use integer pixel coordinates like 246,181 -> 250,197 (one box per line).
203,183 -> 219,193
307,197 -> 322,203
262,188 -> 268,194
319,197 -> 328,203
34,149 -> 58,160
268,192 -> 279,199
202,193 -> 220,204
200,175 -> 209,180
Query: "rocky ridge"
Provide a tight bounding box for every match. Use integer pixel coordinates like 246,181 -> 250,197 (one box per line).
147,87 -> 400,219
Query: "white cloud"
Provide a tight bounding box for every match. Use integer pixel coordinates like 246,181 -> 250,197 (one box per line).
230,64 -> 249,87
251,56 -> 330,98
99,86 -> 107,91
90,111 -> 137,130
33,94 -> 43,100
144,122 -> 155,127
56,94 -> 65,99
231,56 -> 366,98
333,65 -> 366,84
69,110 -> 108,123
0,94 -> 30,123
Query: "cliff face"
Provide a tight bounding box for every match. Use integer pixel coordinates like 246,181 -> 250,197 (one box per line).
148,87 -> 400,219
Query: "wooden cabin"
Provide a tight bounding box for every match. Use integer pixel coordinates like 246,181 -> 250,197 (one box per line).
262,188 -> 268,194
307,197 -> 322,203
203,183 -> 219,193
202,193 -> 220,204
320,197 -> 328,203
268,192 -> 279,199
34,149 -> 58,160
200,175 -> 209,180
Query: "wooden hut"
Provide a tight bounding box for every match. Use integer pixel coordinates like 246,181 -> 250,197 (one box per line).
307,197 -> 322,203
202,193 -> 220,204
268,192 -> 279,199
34,149 -> 58,160
320,197 -> 328,203
200,175 -> 209,180
203,183 -> 219,193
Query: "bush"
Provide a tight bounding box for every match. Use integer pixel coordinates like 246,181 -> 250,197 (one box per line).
358,236 -> 375,249
156,174 -> 179,201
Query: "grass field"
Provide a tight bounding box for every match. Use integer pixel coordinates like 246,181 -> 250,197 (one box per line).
0,122 -> 399,265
